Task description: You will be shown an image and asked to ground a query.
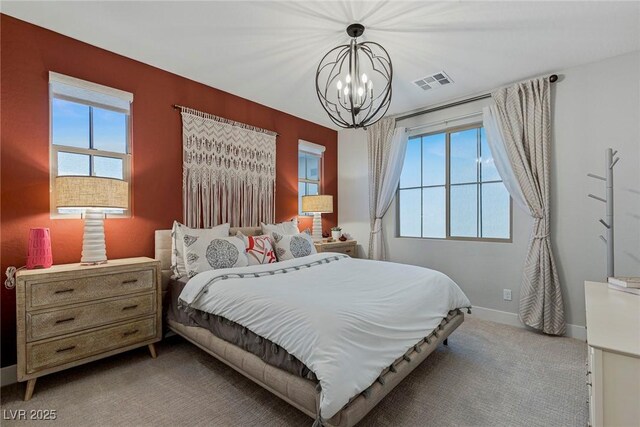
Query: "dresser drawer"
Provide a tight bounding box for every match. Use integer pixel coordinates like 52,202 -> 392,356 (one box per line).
28,269 -> 154,309
27,294 -> 156,342
334,246 -> 355,256
27,317 -> 156,373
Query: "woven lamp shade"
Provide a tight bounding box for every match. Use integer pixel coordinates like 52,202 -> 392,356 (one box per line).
301,195 -> 333,214
55,176 -> 128,209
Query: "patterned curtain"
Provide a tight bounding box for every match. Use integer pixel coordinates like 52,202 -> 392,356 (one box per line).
180,107 -> 276,228
491,77 -> 566,335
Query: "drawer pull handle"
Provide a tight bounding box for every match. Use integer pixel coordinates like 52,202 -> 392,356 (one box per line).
54,288 -> 74,294
123,329 -> 139,337
55,317 -> 75,324
56,345 -> 76,353
122,304 -> 139,311
122,279 -> 138,285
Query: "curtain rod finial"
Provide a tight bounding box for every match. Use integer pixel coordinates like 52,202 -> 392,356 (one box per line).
549,74 -> 558,83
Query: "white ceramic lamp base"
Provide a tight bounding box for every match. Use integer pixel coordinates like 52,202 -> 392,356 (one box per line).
311,212 -> 323,242
81,208 -> 107,265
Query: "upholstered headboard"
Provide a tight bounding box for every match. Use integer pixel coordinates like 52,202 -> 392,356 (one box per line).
154,227 -> 263,290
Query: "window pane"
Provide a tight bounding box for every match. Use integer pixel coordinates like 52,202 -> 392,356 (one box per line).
94,156 -> 123,179
298,182 -> 306,215
422,187 -> 445,238
480,128 -> 500,182
422,133 -> 445,186
400,137 -> 421,188
399,189 -> 421,237
450,128 -> 478,184
93,107 -> 127,153
306,155 -> 320,181
52,98 -> 90,148
298,154 -> 306,179
450,184 -> 478,237
57,152 -> 90,176
482,183 -> 510,239
307,183 -> 318,196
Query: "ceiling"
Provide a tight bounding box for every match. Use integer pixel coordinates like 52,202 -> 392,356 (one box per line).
3,1 -> 639,129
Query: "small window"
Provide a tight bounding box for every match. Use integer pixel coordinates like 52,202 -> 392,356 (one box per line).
49,72 -> 133,217
298,140 -> 325,215
398,124 -> 511,241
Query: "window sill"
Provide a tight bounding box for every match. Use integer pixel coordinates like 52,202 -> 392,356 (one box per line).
394,235 -> 512,244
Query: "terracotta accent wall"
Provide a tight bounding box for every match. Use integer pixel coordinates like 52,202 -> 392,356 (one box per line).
0,15 -> 338,367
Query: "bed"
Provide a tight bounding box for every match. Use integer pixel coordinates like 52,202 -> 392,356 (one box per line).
155,227 -> 470,427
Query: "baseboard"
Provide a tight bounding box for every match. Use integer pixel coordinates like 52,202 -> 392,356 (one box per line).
1,364 -> 17,387
470,305 -> 587,341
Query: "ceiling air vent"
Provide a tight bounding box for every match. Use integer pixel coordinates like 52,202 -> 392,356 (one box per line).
413,71 -> 453,91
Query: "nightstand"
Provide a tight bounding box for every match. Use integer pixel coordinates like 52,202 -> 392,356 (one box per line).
314,240 -> 358,258
15,257 -> 161,400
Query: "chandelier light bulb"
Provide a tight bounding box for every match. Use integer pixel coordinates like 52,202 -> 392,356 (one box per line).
357,86 -> 364,96
344,87 -> 349,96
362,73 -> 368,83
345,74 -> 351,84
337,80 -> 343,90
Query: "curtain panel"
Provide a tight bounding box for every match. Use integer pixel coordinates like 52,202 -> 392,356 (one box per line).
180,107 -> 276,228
367,119 -> 408,260
489,77 -> 566,335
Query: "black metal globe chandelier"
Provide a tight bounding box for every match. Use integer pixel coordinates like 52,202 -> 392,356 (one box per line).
316,23 -> 392,129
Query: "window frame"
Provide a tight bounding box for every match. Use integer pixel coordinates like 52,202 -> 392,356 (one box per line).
298,149 -> 323,216
49,92 -> 132,219
396,122 -> 512,243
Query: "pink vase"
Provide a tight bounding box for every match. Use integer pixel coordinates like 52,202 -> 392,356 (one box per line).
27,228 -> 53,269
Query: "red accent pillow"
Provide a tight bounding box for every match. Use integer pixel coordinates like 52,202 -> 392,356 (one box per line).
245,235 -> 277,265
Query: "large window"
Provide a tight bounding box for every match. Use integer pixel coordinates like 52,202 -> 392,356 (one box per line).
398,124 -> 511,241
49,72 -> 132,217
298,140 -> 325,215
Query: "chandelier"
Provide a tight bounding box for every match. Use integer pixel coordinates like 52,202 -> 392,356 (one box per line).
315,23 -> 392,129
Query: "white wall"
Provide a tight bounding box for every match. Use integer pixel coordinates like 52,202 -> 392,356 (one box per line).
338,51 -> 640,328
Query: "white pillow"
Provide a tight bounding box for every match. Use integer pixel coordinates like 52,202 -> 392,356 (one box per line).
183,236 -> 248,278
171,221 -> 230,278
261,219 -> 299,236
271,232 -> 317,261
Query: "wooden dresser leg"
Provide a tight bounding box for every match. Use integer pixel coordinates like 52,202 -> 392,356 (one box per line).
24,379 -> 37,401
148,343 -> 157,359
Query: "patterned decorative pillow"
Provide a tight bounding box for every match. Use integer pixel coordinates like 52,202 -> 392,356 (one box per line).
183,236 -> 248,278
260,219 -> 299,236
236,232 -> 277,266
171,221 -> 230,278
271,232 -> 317,261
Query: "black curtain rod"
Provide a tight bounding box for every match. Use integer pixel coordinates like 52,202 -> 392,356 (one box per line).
395,74 -> 558,123
172,104 -> 279,136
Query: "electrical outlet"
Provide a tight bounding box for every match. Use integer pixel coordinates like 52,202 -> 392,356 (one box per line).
503,289 -> 512,301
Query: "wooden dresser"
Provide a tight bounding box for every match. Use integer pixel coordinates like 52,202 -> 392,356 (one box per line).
585,281 -> 640,427
314,240 -> 358,258
16,257 -> 161,400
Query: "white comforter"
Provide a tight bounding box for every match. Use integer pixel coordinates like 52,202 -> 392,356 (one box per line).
179,253 -> 471,419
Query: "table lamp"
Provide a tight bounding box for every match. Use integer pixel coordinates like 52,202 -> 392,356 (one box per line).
55,176 -> 128,265
301,195 -> 333,242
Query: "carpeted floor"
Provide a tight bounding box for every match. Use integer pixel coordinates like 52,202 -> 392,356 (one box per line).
0,316 -> 588,426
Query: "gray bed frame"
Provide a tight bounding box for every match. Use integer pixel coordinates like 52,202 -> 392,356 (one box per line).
155,228 -> 464,427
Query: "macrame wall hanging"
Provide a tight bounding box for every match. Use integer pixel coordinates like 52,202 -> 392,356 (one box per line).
176,106 -> 277,228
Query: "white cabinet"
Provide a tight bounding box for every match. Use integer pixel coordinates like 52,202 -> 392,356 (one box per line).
585,281 -> 640,427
